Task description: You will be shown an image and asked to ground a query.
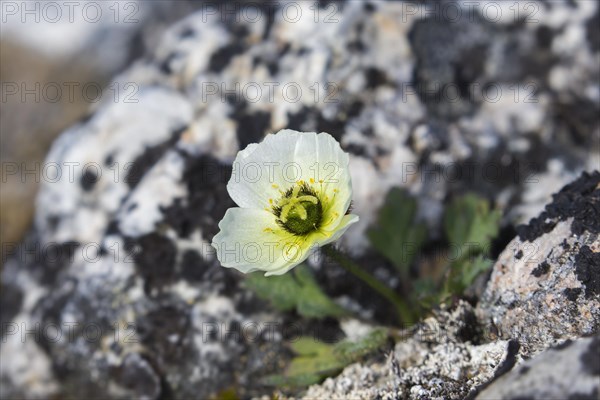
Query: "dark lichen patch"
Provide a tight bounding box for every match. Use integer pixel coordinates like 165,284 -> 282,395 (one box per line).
345,143 -> 368,157
516,216 -> 557,242
104,153 -> 115,166
515,250 -> 523,259
180,250 -> 210,282
32,279 -> 76,355
286,101 -> 360,141
531,261 -> 550,277
286,106 -> 319,132
234,110 -> 271,149
126,233 -> 177,294
409,14 -> 490,119
550,171 -> 600,236
536,25 -> 555,49
444,137 -> 546,201
517,171 -> 600,242
135,296 -> 192,366
554,96 -> 600,148
29,240 -> 80,286
125,127 -> 184,189
110,353 -> 162,400
160,154 -> 233,240
575,245 -> 600,298
347,100 -> 364,119
364,67 -> 390,89
563,287 -> 583,302
228,97 -> 270,148
0,282 -> 23,337
316,112 -> 347,141
159,51 -> 181,75
80,169 -> 99,191
105,220 -> 121,236
208,42 -> 246,73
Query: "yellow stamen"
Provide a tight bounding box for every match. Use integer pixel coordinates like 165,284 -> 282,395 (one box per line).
296,195 -> 318,204
277,183 -> 319,223
296,206 -> 307,220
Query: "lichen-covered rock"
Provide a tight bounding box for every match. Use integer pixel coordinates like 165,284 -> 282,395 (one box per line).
476,335 -> 600,400
1,1 -> 599,399
302,302 -> 515,400
477,171 -> 600,355
0,1 -> 205,255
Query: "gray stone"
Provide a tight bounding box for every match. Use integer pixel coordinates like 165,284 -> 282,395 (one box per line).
477,172 -> 600,356
476,335 -> 600,400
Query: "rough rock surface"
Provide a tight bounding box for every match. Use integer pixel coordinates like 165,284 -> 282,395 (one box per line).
478,171 -> 600,356
1,1 -> 599,399
303,301 -> 515,400
476,335 -> 600,400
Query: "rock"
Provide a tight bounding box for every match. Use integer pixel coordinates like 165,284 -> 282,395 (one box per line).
0,1 -> 205,260
303,301 -> 515,400
1,1 -> 599,399
476,335 -> 600,400
477,171 -> 600,356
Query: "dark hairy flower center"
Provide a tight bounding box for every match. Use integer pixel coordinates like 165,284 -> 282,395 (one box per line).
272,183 -> 323,236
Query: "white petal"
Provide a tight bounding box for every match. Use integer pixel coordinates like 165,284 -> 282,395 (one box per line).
212,208 -> 305,274
319,179 -> 353,232
227,130 -> 352,211
263,213 -> 359,276
317,214 -> 360,247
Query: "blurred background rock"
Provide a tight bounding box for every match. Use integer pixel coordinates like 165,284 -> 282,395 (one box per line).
0,1 -> 598,399
1,0 -> 203,263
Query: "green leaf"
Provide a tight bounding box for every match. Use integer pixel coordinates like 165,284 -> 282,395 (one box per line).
441,193 -> 500,299
412,277 -> 440,309
245,265 -> 347,319
443,193 -> 501,258
333,328 -> 389,363
445,254 -> 493,297
367,188 -> 427,274
262,328 -> 390,388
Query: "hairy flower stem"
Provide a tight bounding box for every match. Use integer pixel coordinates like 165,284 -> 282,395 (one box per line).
323,246 -> 414,325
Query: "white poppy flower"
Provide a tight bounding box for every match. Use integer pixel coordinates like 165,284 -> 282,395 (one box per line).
212,129 -> 359,276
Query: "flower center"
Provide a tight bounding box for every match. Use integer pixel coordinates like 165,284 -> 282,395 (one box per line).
273,182 -> 323,235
